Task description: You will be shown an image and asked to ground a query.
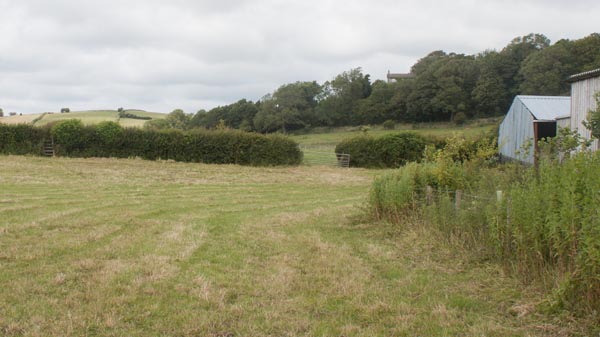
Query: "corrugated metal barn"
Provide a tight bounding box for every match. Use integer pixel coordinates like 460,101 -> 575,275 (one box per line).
499,95 -> 571,164
568,68 -> 600,151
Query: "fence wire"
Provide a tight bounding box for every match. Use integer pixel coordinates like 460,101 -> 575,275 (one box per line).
301,147 -> 350,168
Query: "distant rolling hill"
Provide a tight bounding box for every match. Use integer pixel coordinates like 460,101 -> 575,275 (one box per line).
0,109 -> 166,127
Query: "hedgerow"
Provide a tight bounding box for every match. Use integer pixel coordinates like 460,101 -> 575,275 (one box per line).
0,123 -> 49,155
335,132 -> 432,168
0,122 -> 302,166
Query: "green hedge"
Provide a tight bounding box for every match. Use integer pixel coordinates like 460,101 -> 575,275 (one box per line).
335,132 -> 430,168
0,124 -> 49,155
0,122 -> 302,166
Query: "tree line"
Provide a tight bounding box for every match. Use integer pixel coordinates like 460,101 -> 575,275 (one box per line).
150,33 -> 600,133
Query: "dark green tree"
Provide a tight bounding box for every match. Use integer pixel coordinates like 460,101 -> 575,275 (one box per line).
189,109 -> 207,129
498,33 -> 550,97
196,99 -> 259,130
472,66 -> 506,117
254,81 -> 322,133
518,40 -> 572,95
317,68 -> 371,126
165,109 -> 191,130
431,54 -> 478,120
354,80 -> 396,124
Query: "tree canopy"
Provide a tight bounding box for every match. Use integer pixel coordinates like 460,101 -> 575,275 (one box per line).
172,33 -> 599,133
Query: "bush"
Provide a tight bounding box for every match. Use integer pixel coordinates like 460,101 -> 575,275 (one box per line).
335,132 -> 429,168
382,119 -> 395,130
453,111 -> 467,125
95,121 -> 123,145
51,119 -> 85,154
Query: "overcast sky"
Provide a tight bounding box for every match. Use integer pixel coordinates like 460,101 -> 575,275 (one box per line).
1,0 -> 598,114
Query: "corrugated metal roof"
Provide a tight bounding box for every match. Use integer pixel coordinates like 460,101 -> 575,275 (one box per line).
567,68 -> 600,83
517,95 -> 571,121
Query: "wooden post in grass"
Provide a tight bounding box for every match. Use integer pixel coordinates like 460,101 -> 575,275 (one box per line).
426,186 -> 433,205
455,190 -> 462,210
496,190 -> 503,203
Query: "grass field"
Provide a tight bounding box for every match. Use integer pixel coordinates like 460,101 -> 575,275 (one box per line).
0,114 -> 41,125
0,110 -> 166,128
0,156 -> 578,336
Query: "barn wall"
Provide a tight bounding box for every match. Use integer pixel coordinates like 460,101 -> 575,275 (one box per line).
499,98 -> 535,164
557,117 -> 571,129
570,76 -> 600,151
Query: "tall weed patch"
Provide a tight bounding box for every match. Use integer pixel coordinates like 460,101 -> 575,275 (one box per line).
370,134 -> 600,315
502,153 -> 600,311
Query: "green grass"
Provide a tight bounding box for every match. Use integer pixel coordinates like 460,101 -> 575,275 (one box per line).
0,156 -> 579,336
292,120 -> 499,153
1,110 -> 166,128
36,110 -> 120,126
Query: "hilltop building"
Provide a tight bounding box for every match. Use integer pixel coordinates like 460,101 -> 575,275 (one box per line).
386,71 -> 415,83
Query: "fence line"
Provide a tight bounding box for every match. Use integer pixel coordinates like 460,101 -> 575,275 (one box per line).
411,186 -> 503,210
300,147 -> 350,168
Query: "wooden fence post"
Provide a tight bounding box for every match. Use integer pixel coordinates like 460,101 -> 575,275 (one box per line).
455,190 -> 462,210
426,186 -> 433,205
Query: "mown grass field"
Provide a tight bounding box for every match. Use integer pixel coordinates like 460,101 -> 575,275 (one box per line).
0,110 -> 165,128
0,156 -> 576,336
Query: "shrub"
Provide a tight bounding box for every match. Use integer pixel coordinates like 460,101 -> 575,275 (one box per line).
377,133 -> 427,167
453,111 -> 467,125
95,121 -> 123,145
382,119 -> 395,130
51,119 -> 85,153
335,135 -> 380,168
335,132 -> 429,168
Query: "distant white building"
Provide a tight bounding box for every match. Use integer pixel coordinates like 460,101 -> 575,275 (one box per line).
498,96 -> 571,164
567,68 -> 600,151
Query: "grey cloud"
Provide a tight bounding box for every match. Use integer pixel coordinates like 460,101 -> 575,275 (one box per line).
0,0 -> 598,114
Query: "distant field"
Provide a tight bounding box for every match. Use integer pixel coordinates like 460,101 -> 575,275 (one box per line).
292,120 -> 499,153
36,110 -> 120,126
0,156 -> 572,336
0,109 -> 166,127
0,114 -> 40,125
